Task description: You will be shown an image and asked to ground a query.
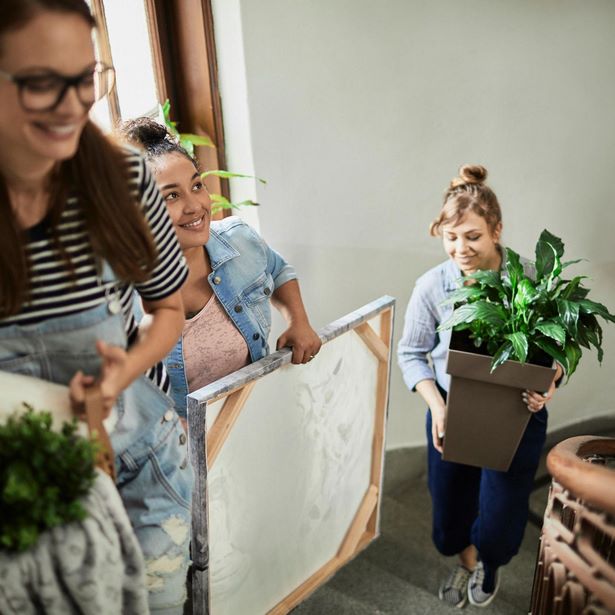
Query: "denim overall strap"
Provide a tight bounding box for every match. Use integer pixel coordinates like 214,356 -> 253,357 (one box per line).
0,261 -> 175,454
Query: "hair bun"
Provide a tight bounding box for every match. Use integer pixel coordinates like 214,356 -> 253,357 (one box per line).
450,164 -> 488,189
120,117 -> 173,148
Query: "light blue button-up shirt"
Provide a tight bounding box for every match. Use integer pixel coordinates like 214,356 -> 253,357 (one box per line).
397,259 -> 460,393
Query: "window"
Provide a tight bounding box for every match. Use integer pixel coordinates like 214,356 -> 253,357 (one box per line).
88,0 -> 230,203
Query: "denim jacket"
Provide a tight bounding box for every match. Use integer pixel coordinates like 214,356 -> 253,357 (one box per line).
165,216 -> 297,416
397,253 -> 535,394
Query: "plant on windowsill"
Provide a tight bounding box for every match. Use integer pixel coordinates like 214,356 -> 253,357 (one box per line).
161,99 -> 265,216
436,229 -> 615,471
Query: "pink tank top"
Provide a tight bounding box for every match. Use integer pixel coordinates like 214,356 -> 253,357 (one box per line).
183,294 -> 250,392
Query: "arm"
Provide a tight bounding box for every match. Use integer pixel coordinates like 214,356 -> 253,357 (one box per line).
70,155 -> 187,416
416,379 -> 447,453
397,279 -> 440,392
273,279 -> 321,364
397,277 -> 446,451
70,291 -> 184,416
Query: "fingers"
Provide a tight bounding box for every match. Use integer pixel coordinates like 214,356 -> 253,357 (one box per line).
431,421 -> 444,453
277,331 -> 322,365
275,333 -> 286,352
430,410 -> 445,453
69,370 -> 95,416
523,389 -> 549,413
291,344 -> 317,364
96,339 -> 127,364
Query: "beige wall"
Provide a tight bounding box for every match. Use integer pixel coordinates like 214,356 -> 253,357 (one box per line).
216,0 -> 615,448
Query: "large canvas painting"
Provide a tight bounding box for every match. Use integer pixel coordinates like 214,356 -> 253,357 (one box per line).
187,296 -> 395,614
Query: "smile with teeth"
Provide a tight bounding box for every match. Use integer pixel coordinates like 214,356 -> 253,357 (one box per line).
35,122 -> 79,136
181,216 -> 205,229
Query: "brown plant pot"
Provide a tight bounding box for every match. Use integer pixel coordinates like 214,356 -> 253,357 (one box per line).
442,338 -> 556,471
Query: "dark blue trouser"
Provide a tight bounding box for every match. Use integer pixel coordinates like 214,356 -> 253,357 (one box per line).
426,400 -> 547,580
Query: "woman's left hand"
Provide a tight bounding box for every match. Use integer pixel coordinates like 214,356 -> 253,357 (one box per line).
523,363 -> 563,413
277,323 -> 322,364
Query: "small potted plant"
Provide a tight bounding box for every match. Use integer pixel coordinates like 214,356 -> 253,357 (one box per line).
438,229 -> 615,471
0,376 -> 148,613
0,407 -> 98,552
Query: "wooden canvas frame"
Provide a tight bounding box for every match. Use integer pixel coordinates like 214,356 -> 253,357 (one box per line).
186,296 -> 395,614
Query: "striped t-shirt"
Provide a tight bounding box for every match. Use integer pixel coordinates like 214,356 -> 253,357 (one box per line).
0,150 -> 188,392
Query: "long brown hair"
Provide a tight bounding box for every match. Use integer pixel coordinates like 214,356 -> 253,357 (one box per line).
429,164 -> 502,237
0,0 -> 157,317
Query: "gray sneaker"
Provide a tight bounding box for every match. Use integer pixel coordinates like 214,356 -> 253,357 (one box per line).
468,561 -> 500,607
438,564 -> 471,608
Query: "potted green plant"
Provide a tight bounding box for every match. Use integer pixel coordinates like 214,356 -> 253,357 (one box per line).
0,407 -> 98,552
438,229 -> 615,471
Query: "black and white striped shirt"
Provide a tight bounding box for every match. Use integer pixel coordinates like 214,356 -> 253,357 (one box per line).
1,150 -> 188,392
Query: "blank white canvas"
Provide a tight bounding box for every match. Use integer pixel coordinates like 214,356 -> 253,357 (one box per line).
208,326 -> 380,614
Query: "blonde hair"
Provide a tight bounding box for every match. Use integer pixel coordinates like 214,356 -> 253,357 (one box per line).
429,164 -> 502,237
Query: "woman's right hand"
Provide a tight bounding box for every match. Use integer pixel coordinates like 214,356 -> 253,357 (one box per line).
69,370 -> 98,417
430,403 -> 447,453
415,379 -> 448,454
68,340 -> 130,419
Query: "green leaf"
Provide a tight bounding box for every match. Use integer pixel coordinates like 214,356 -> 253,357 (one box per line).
211,199 -> 259,213
583,321 -> 604,362
533,321 -> 566,345
534,337 -> 567,370
160,99 -> 178,136
180,133 -> 215,148
230,199 -> 259,208
209,193 -> 230,204
513,278 -> 538,309
440,285 -> 485,306
179,138 -> 194,158
504,248 -> 524,287
538,229 -> 565,258
491,340 -> 514,371
506,332 -> 529,363
438,301 -> 506,331
201,170 -> 267,184
561,258 -> 585,270
0,409 -> 97,552
564,342 -> 582,378
466,269 -> 504,291
535,240 -> 557,280
161,98 -> 171,117
578,299 -> 615,323
557,299 -> 580,335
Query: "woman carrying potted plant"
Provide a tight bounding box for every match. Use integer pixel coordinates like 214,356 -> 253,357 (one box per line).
0,1 -> 193,611
397,165 -> 563,608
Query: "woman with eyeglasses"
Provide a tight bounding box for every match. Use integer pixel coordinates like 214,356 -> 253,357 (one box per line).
0,1 -> 192,613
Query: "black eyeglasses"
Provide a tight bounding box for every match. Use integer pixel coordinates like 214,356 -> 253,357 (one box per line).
0,62 -> 115,112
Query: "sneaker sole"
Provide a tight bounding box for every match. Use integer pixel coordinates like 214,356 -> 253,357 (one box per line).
468,573 -> 501,608
439,587 -> 467,609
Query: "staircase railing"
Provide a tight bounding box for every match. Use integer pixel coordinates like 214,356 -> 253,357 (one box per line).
530,436 -> 615,614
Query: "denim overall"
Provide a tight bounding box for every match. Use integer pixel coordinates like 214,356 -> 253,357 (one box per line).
0,265 -> 193,615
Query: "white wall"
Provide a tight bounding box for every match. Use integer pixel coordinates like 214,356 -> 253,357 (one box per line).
215,0 -> 615,448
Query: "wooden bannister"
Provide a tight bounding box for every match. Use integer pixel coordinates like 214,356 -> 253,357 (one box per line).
530,436 -> 615,614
